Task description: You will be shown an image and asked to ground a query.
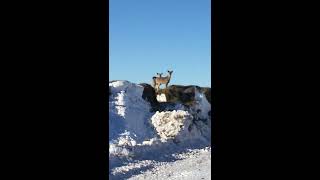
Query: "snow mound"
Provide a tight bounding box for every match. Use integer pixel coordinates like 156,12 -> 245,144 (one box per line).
109,80 -> 155,154
109,80 -> 211,160
151,110 -> 197,141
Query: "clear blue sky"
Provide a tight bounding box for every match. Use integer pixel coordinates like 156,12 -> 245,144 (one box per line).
109,0 -> 211,87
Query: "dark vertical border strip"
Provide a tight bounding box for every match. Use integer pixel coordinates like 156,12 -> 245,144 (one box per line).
100,0 -> 109,179
212,0 -> 222,178
105,0 -> 110,178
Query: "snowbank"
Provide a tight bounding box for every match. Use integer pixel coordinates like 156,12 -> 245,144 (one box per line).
109,80 -> 211,160
109,80 -> 154,140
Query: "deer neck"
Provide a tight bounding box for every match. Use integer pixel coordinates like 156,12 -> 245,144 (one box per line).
166,74 -> 171,83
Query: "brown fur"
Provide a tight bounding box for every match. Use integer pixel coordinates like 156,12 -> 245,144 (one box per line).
154,70 -> 173,91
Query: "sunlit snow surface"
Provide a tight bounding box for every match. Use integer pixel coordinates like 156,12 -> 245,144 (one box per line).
109,81 -> 211,179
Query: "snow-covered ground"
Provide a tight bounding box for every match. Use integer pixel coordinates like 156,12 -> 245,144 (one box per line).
114,147 -> 211,180
109,80 -> 211,179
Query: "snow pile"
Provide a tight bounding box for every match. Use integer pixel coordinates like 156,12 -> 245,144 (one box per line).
109,80 -> 211,159
109,80 -> 155,158
151,110 -> 201,142
109,80 -> 212,179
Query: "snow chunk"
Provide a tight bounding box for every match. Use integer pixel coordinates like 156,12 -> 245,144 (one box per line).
151,110 -> 194,141
156,93 -> 167,102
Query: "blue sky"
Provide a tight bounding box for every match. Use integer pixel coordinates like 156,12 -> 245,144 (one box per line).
109,0 -> 211,87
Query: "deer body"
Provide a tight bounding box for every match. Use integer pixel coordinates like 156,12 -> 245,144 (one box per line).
152,77 -> 157,89
152,73 -> 162,90
154,71 -> 173,91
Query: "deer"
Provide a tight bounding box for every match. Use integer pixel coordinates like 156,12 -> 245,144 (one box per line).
156,73 -> 163,77
152,76 -> 157,90
152,73 -> 163,90
151,73 -> 163,90
154,70 -> 173,91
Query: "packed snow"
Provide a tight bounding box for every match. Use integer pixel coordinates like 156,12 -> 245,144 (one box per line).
109,80 -> 212,179
156,93 -> 167,102
128,147 -> 211,180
